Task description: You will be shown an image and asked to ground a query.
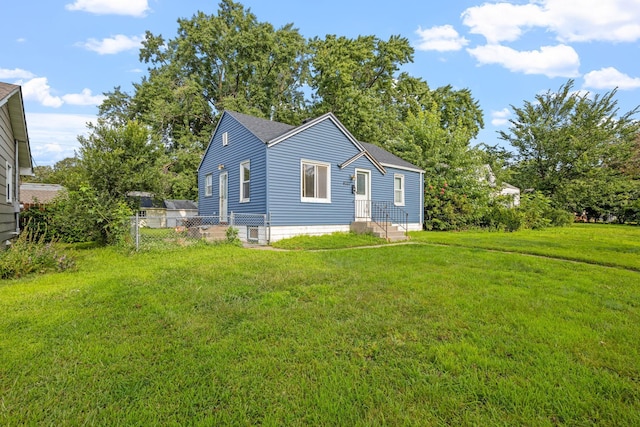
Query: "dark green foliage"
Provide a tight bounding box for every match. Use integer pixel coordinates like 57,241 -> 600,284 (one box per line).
20,187 -> 132,246
501,80 -> 640,220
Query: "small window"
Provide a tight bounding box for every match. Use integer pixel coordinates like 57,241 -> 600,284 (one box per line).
247,226 -> 259,242
222,132 -> 229,146
394,174 -> 404,206
6,162 -> 12,203
240,161 -> 250,202
301,160 -> 330,203
139,210 -> 147,218
205,173 -> 213,197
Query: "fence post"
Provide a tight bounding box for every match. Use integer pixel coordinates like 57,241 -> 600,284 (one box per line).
266,213 -> 271,245
230,211 -> 235,227
135,212 -> 139,251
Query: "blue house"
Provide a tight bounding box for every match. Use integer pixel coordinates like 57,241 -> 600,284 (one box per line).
197,111 -> 424,243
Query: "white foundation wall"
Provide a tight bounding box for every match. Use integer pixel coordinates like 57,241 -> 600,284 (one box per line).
267,222 -> 422,243
268,224 -> 351,243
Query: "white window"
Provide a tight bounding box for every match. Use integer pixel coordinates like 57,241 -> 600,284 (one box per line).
301,160 -> 330,203
222,132 -> 229,146
394,174 -> 404,206
6,162 -> 12,203
240,161 -> 250,202
205,173 -> 213,197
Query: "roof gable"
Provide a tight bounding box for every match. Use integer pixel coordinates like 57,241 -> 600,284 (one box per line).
0,82 -> 32,174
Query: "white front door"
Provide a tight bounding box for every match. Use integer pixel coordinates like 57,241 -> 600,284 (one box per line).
354,169 -> 371,221
219,171 -> 228,222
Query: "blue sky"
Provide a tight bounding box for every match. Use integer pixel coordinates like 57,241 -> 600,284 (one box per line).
2,0 -> 640,167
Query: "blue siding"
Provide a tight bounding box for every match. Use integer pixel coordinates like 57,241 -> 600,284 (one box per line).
266,119 -> 362,226
198,112 -> 424,228
370,164 -> 423,224
198,113 -> 267,216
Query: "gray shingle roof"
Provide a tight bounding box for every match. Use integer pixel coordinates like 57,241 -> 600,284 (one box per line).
224,110 -> 422,172
226,110 -> 295,143
359,141 -> 422,171
164,199 -> 198,210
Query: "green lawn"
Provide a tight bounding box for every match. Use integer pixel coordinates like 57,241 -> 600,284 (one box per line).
1,225 -> 639,425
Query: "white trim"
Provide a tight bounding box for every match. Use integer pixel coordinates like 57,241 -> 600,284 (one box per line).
300,159 -> 331,203
204,173 -> 213,197
380,162 -> 424,173
268,113 -> 362,149
219,171 -> 228,222
394,174 -> 405,206
239,160 -> 250,203
354,168 -> 371,221
222,131 -> 229,146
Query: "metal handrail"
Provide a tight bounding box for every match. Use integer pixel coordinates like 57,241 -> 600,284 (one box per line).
355,200 -> 409,239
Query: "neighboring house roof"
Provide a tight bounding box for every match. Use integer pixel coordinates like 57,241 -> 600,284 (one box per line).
164,200 -> 197,210
0,82 -> 32,175
212,110 -> 423,174
19,183 -> 65,204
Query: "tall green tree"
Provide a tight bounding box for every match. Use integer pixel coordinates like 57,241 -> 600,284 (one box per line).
501,80 -> 640,216
78,120 -> 164,200
308,34 -> 414,144
385,107 -> 490,230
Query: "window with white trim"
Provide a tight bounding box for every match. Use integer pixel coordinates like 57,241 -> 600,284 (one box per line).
222,132 -> 229,146
205,173 -> 213,197
301,160 -> 330,203
6,162 -> 12,203
394,174 -> 404,206
240,161 -> 250,202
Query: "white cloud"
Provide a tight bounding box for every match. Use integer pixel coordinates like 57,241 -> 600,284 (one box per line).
462,3 -> 547,44
491,108 -> 511,126
467,44 -> 580,78
0,68 -> 36,79
415,25 -> 469,52
65,0 -> 149,17
21,77 -> 64,108
16,38 -> 27,43
62,88 -> 106,106
26,113 -> 96,166
77,34 -> 144,55
583,67 -> 640,90
545,0 -> 640,43
462,0 -> 640,44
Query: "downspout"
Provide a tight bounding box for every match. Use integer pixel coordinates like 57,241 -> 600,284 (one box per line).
14,139 -> 20,235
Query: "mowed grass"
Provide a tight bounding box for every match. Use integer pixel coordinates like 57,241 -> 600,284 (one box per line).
1,227 -> 639,425
410,223 -> 640,271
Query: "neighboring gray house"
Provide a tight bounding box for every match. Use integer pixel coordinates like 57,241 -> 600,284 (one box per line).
198,111 -> 424,243
1,82 -> 33,247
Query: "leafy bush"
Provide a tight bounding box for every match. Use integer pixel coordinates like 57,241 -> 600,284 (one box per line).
424,181 -> 486,231
0,230 -> 75,279
482,204 -> 524,232
20,186 -> 132,246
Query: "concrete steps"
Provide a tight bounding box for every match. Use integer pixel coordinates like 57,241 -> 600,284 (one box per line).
350,221 -> 408,242
187,225 -> 229,242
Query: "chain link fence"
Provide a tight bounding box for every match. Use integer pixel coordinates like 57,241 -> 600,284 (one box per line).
130,213 -> 270,250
